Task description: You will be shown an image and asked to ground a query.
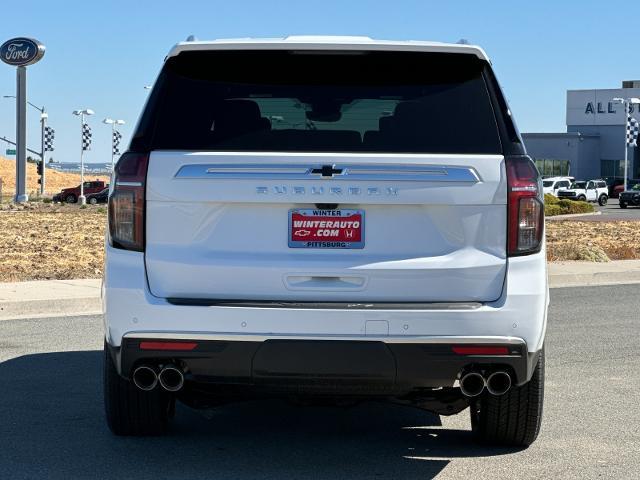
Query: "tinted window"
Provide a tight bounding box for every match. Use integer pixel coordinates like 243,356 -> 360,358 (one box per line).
543,181 -> 553,187
139,50 -> 502,154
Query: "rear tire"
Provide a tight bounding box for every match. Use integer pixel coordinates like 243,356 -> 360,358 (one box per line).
89,197 -> 98,205
65,194 -> 77,204
598,194 -> 608,206
577,195 -> 586,202
620,202 -> 628,209
470,348 -> 545,447
103,341 -> 173,436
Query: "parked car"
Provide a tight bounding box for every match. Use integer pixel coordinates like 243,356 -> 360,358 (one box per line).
542,176 -> 572,197
102,37 -> 548,447
53,180 -> 107,203
557,179 -> 608,205
612,179 -> 640,198
619,184 -> 640,208
86,187 -> 109,205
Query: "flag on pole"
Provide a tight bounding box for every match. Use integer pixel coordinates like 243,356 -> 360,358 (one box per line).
44,126 -> 55,151
82,123 -> 92,151
112,130 -> 122,156
627,111 -> 639,147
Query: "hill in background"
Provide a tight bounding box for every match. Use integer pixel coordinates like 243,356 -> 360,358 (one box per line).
0,156 -> 109,198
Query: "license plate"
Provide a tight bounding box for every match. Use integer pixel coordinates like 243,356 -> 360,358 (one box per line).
289,209 -> 365,249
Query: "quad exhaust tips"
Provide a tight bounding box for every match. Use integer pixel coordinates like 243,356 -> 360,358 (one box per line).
459,370 -> 512,397
486,371 -> 512,396
132,365 -> 158,391
459,372 -> 486,397
132,364 -> 184,392
158,365 -> 185,392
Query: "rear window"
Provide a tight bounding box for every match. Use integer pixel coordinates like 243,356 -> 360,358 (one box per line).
136,50 -> 502,154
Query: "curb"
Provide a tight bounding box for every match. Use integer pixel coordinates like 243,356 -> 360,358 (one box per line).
547,259 -> 640,288
546,211 -> 602,221
548,272 -> 640,288
0,297 -> 101,321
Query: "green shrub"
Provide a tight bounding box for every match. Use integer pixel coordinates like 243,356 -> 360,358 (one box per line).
556,199 -> 573,209
42,197 -> 52,204
544,193 -> 559,204
97,207 -> 106,214
545,199 -> 594,217
544,204 -> 563,216
79,204 -> 87,210
565,201 -> 594,214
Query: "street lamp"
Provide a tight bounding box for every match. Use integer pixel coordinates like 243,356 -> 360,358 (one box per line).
3,95 -> 44,114
72,108 -> 94,205
103,118 -> 125,170
612,97 -> 640,192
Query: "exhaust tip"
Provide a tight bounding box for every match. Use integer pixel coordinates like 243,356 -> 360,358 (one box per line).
132,365 -> 158,391
486,371 -> 512,396
459,372 -> 485,397
158,365 -> 184,392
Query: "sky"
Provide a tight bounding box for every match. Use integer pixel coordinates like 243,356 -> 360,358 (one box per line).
0,0 -> 638,164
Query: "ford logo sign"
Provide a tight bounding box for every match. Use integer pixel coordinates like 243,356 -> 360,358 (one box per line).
0,37 -> 45,67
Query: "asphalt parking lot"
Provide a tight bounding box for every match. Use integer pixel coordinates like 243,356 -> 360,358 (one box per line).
588,197 -> 640,221
0,285 -> 638,479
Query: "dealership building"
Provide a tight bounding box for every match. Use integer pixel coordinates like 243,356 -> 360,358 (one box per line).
523,80 -> 640,181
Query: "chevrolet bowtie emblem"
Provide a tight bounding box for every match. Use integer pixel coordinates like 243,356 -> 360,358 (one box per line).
310,165 -> 343,178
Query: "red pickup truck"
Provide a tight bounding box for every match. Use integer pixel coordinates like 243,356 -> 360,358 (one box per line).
53,180 -> 107,203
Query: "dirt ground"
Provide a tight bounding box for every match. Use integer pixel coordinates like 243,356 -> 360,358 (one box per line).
0,203 -> 106,282
1,203 -> 639,282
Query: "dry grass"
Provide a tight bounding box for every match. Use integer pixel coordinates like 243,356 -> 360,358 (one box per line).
546,221 -> 640,262
1,204 -> 640,282
0,156 -> 109,197
0,203 -> 106,281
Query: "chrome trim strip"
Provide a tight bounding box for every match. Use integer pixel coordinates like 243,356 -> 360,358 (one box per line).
166,298 -> 482,310
116,181 -> 143,187
175,163 -> 480,183
123,332 -> 526,346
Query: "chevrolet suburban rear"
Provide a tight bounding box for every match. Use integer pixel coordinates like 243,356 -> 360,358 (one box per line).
103,36 -> 548,446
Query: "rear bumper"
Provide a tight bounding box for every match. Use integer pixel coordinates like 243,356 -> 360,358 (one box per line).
103,244 -> 548,388
109,334 -> 537,393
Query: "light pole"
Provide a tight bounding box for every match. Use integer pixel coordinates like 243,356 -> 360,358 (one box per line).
612,97 -> 640,192
3,95 -> 47,194
72,108 -> 94,205
102,118 -> 125,170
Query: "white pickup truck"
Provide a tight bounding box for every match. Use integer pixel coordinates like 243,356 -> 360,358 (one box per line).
557,179 -> 609,205
542,177 -> 572,197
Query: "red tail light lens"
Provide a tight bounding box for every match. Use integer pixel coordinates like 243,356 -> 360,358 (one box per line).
108,152 -> 149,252
506,156 -> 544,256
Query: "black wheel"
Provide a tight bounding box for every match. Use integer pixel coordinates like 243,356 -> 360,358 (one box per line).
65,194 -> 77,204
620,202 -> 628,209
89,197 -> 98,205
577,195 -> 586,202
103,341 -> 173,436
598,194 -> 608,206
470,348 -> 545,447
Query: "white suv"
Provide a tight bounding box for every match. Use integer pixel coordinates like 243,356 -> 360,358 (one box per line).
557,179 -> 608,205
103,37 -> 548,447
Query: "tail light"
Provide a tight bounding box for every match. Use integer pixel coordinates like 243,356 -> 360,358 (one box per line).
506,155 -> 544,256
108,152 -> 149,252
